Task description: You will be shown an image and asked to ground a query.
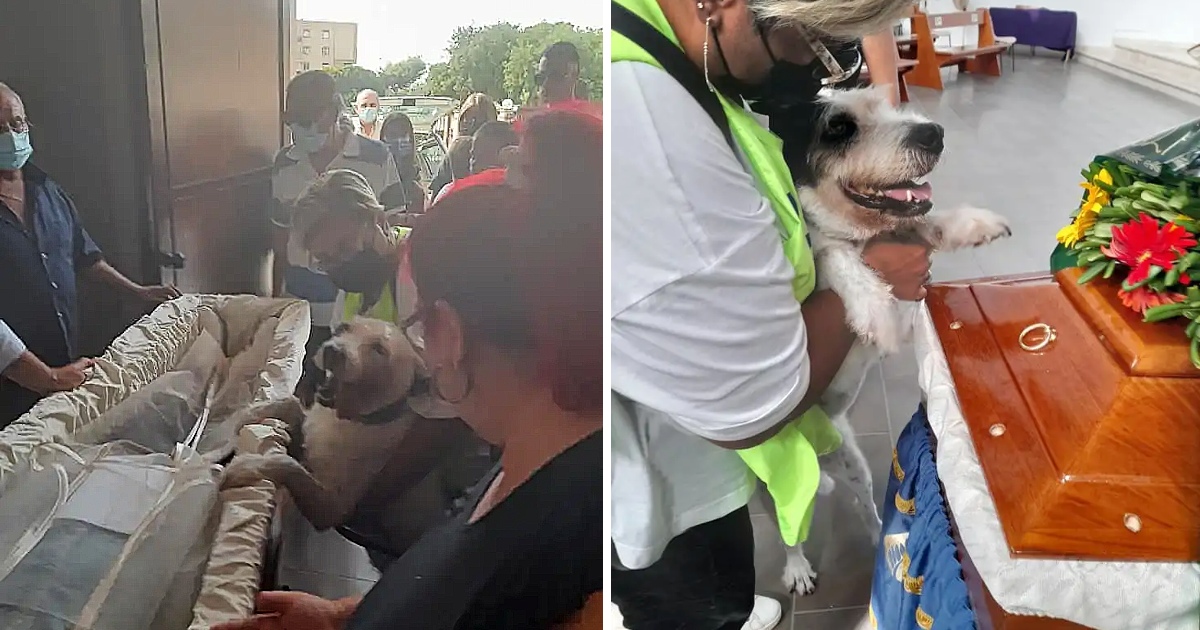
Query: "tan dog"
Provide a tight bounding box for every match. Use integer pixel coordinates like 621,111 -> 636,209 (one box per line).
223,317 -> 483,561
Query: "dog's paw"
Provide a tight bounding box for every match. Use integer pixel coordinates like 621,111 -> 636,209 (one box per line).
842,281 -> 898,348
848,302 -> 901,354
222,454 -> 272,488
817,471 -> 836,496
935,206 -> 1012,250
783,549 -> 819,595
222,453 -> 295,488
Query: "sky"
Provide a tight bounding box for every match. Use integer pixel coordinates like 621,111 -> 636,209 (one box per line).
297,0 -> 606,70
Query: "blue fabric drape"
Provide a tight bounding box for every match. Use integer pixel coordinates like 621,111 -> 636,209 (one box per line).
868,406 -> 976,630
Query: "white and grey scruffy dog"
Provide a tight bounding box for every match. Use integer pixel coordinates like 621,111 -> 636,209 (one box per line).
759,87 -> 1011,594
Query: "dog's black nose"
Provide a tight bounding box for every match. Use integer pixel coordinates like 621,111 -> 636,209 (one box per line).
907,122 -> 945,154
321,344 -> 346,371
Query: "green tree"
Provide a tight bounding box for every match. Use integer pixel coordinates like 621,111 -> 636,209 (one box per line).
380,57 -> 427,94
423,22 -> 602,104
327,65 -> 383,100
502,23 -> 602,104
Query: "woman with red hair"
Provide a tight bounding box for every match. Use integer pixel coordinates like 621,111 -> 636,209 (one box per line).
215,109 -> 602,630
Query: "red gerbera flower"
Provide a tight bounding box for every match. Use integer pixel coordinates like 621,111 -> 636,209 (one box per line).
1117,285 -> 1186,315
1102,213 -> 1198,285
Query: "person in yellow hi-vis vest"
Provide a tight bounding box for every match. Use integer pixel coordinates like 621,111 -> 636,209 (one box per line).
290,168 -> 419,330
610,1 -> 932,629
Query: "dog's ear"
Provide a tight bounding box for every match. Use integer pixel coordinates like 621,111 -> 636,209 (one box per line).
407,392 -> 459,419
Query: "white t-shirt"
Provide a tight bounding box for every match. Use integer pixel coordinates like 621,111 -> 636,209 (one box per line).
270,133 -> 401,327
611,61 -> 813,570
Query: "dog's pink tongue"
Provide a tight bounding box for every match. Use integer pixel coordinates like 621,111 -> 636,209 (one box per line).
882,182 -> 933,202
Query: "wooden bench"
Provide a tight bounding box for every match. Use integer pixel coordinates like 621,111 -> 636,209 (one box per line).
861,55 -> 920,103
908,8 -> 1012,91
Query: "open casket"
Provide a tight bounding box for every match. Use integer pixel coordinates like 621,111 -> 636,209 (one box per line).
0,295 -> 308,630
915,273 -> 1200,629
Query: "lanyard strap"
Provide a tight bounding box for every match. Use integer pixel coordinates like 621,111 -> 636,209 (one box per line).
611,2 -> 735,151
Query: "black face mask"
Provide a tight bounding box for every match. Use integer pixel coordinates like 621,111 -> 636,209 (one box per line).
326,248 -> 393,294
710,25 -> 824,110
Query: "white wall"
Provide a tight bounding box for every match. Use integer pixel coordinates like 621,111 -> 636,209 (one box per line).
981,0 -> 1200,48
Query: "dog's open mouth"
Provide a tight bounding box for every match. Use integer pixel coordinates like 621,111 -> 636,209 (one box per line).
843,178 -> 934,216
316,369 -> 338,407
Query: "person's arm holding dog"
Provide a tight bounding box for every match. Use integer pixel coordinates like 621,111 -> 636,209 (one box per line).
611,63 -> 931,454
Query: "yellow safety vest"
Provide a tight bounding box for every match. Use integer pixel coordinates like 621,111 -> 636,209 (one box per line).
613,0 -> 842,546
342,226 -> 411,325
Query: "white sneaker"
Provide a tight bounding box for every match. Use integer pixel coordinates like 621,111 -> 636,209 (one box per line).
608,603 -> 628,630
607,596 -> 781,630
742,595 -> 783,630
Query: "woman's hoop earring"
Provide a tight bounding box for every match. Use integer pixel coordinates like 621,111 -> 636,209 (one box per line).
703,16 -> 715,92
432,366 -> 473,404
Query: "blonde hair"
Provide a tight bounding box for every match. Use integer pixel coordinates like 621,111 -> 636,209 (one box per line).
749,0 -> 914,39
454,93 -> 499,139
293,169 -> 384,240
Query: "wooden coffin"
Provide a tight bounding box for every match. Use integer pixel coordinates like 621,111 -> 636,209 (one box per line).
948,508 -> 1094,630
926,270 -> 1200,562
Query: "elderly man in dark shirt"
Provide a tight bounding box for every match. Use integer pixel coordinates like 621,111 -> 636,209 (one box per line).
0,82 -> 179,427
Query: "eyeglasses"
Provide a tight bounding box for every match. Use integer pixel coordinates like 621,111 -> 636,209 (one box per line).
803,31 -> 863,87
759,17 -> 863,87
399,310 -> 426,350
0,118 -> 30,134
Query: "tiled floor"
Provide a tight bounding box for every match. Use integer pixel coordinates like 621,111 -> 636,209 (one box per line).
274,57 -> 1197,628
757,58 -> 1197,629
276,505 -> 379,598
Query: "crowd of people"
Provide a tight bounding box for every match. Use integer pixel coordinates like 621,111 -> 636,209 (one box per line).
2,35 -> 601,630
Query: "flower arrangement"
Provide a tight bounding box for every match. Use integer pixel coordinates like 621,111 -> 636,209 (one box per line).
1056,158 -> 1200,367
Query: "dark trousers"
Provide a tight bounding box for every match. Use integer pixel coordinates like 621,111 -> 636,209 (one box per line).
0,379 -> 41,430
612,506 -> 756,630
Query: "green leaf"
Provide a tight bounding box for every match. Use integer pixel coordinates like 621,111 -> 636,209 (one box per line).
1144,302 -> 1191,322
1077,261 -> 1108,284
1103,260 -> 1117,279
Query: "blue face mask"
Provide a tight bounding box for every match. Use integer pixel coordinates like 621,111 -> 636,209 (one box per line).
0,131 -> 33,171
386,137 -> 413,161
359,106 -> 379,124
289,123 -> 329,154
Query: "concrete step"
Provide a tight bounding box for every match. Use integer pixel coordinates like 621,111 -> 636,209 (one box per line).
1075,39 -> 1200,106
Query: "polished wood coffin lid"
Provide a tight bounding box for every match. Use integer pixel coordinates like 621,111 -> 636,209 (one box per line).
926,271 -> 1200,562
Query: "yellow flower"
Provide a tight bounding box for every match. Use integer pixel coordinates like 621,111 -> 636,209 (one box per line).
1056,206 -> 1098,247
1081,168 -> 1113,208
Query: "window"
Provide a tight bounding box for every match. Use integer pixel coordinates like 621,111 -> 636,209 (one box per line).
302,28 -> 311,38
322,30 -> 330,39
302,45 -> 311,55
322,62 -> 331,68
321,46 -> 330,57
301,61 -> 310,71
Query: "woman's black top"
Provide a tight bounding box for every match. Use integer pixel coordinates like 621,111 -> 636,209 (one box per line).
347,431 -> 602,630
430,137 -> 473,200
